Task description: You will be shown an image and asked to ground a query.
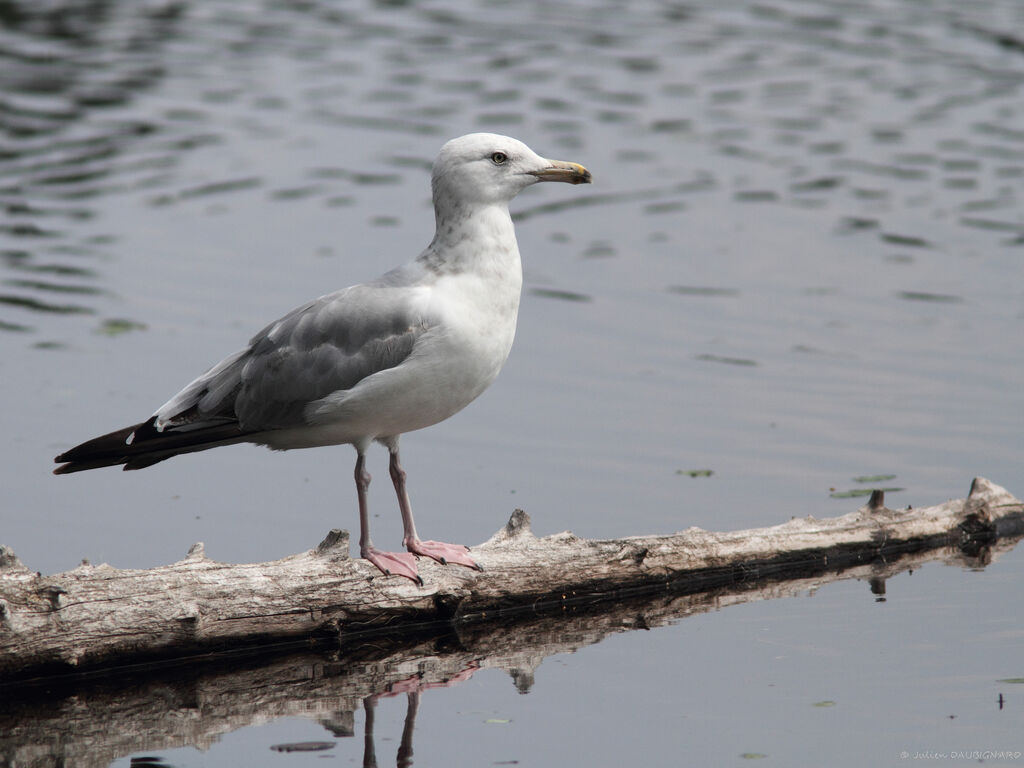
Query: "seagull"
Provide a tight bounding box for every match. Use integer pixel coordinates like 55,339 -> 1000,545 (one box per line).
54,133 -> 592,584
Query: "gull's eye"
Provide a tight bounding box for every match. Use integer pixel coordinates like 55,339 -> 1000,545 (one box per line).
490,151 -> 508,165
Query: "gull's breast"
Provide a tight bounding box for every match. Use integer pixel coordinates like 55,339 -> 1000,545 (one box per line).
288,267 -> 523,448
422,266 -> 522,405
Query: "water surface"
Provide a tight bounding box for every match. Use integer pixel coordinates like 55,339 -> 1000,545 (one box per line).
2,0 -> 1023,765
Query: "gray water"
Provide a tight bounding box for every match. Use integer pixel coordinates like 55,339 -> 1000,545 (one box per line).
2,0 -> 1024,765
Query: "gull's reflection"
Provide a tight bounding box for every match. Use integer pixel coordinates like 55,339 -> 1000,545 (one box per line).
358,665 -> 477,768
362,690 -> 416,768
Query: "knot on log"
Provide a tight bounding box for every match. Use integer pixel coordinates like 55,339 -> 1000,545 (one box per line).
506,509 -> 531,536
0,545 -> 25,572
175,604 -> 201,632
38,584 -> 67,610
613,542 -> 650,566
968,477 -> 994,499
867,489 -> 886,512
959,477 -> 998,535
492,509 -> 532,544
315,529 -> 350,558
478,510 -> 536,550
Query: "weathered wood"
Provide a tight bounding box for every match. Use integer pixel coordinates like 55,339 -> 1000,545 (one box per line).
2,525 -> 1021,768
1,477 -> 1021,681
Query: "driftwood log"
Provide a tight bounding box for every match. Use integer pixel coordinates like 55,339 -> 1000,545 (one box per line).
1,477 -> 1022,683
2,495 -> 1023,768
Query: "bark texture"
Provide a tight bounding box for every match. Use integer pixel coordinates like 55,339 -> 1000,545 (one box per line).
1,477 -> 1021,681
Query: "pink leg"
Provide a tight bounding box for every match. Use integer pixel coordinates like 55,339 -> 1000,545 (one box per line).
355,452 -> 422,585
389,447 -> 481,571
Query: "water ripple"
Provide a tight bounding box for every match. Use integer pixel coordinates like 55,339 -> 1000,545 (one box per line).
1,0 -> 1022,340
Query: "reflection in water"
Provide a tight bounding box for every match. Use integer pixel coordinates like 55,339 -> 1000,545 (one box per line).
362,688 -> 424,768
0,532 -> 1018,768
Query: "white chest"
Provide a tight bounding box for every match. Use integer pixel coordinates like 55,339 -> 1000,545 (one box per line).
429,265 -> 522,386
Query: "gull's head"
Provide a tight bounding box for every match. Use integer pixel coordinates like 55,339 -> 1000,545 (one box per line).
432,133 -> 591,209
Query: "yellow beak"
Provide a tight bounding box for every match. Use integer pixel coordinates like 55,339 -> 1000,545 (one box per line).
531,159 -> 593,185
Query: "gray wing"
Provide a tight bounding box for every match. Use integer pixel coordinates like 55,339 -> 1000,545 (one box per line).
154,278 -> 431,433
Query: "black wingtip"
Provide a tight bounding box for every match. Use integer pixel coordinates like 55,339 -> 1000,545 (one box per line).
51,418 -> 246,476
53,456 -> 129,474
